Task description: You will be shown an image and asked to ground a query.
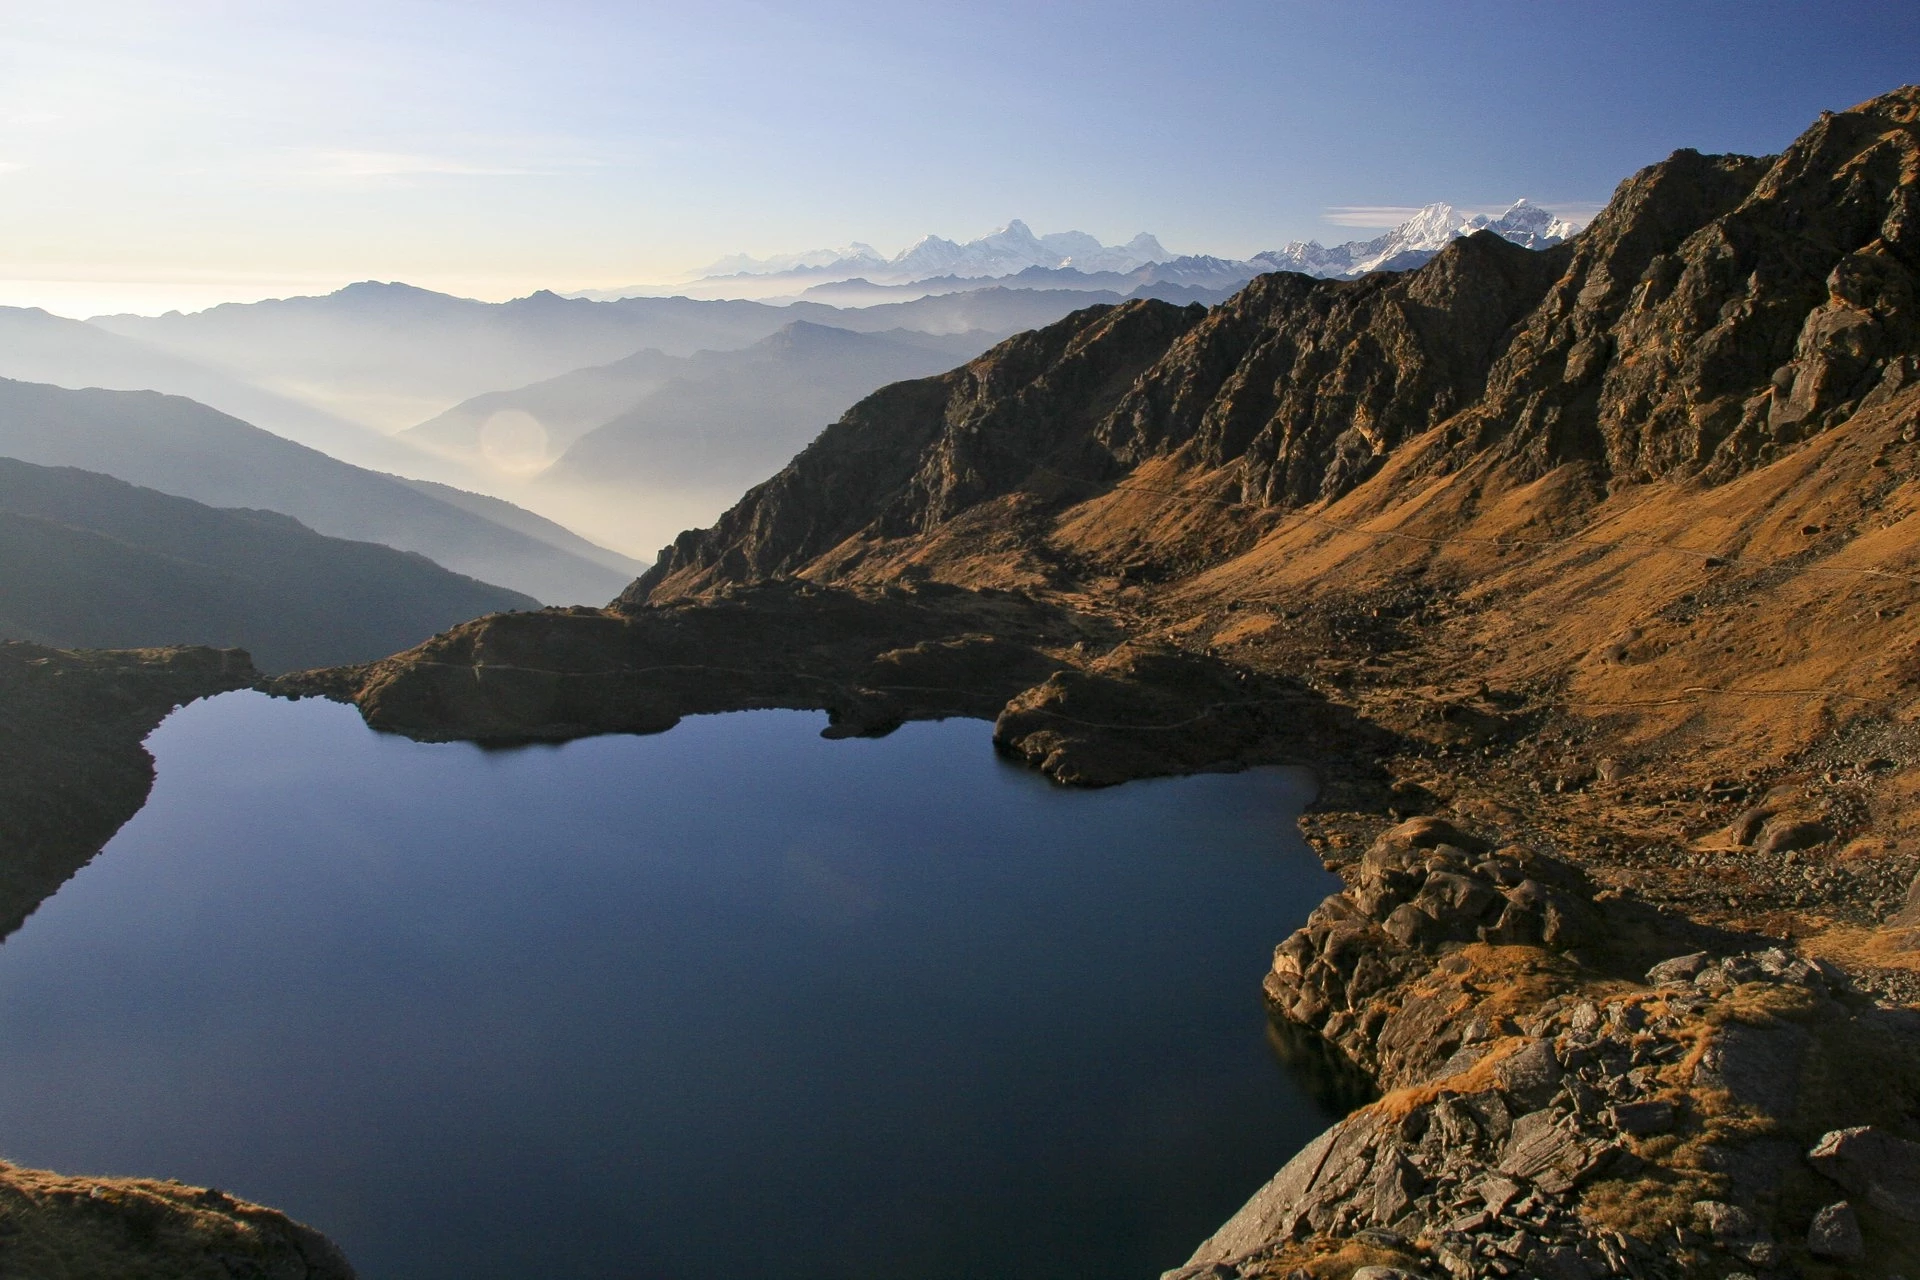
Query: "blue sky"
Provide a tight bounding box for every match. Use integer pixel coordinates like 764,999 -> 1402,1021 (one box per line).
0,0 -> 1913,313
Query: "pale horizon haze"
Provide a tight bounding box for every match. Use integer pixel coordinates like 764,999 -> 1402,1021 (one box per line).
0,0 -> 1914,316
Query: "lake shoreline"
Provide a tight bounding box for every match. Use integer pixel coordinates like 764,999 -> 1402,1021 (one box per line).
0,661 -> 1342,1278
291,571 -> 1920,1277
11,596 -> 1920,1276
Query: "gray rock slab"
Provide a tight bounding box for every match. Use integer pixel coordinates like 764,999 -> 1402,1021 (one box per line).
1692,1022 -> 1808,1117
1809,1125 -> 1920,1221
1808,1200 -> 1866,1260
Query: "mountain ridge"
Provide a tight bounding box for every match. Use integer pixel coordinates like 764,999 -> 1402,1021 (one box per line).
1253,197 -> 1582,279
0,456 -> 539,671
0,377 -> 634,603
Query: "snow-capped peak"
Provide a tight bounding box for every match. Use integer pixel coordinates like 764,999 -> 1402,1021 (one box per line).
1394,203 -> 1467,249
1254,199 -> 1586,279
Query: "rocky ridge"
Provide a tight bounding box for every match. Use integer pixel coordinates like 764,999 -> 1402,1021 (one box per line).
286,87 -> 1920,1277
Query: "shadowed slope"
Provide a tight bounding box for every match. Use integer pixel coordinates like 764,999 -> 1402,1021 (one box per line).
0,378 -> 631,604
0,458 -> 539,671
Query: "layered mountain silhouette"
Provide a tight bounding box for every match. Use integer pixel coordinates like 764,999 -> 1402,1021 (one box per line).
406,322 -> 1001,471
401,322 -> 1009,552
575,206 -> 1584,309
84,283 -> 1170,436
0,305 -> 397,466
791,263 -> 1252,307
4,281 -> 1212,572
0,457 -> 537,671
0,378 -> 638,603
576,221 -> 1175,302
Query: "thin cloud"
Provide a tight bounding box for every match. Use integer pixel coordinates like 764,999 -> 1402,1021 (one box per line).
296,150 -> 542,180
1323,205 -> 1433,228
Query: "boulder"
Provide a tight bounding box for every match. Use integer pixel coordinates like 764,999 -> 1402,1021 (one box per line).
1806,1200 -> 1866,1260
1610,1099 -> 1675,1135
1808,1126 -> 1920,1221
1727,806 -> 1774,846
1692,1022 -> 1808,1118
1386,815 -> 1488,854
1495,1038 -> 1564,1110
1499,1109 -> 1614,1193
1755,819 -> 1832,856
1382,903 -> 1436,947
1646,951 -> 1711,985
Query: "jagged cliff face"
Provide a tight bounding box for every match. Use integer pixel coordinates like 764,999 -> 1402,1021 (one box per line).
1100,231 -> 1571,506
633,86 -> 1920,605
1475,92 -> 1920,481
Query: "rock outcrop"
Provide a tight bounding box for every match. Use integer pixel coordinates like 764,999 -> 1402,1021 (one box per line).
0,1161 -> 355,1280
632,88 -> 1920,603
1170,817 -> 1920,1279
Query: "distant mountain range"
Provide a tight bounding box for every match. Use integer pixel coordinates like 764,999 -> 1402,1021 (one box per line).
578,220 -> 1175,302
0,378 -> 640,604
0,305 -> 399,468
792,259 -> 1257,306
0,202 -> 1582,575
0,456 -> 537,671
574,204 -> 1586,306
76,282 -> 1168,436
727,221 -> 1172,279
0,285 -> 1197,560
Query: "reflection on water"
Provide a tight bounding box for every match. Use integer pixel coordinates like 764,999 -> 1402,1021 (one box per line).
1266,1016 -> 1379,1116
0,692 -> 1345,1280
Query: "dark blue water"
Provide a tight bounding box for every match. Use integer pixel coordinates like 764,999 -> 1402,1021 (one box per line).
0,691 -> 1341,1280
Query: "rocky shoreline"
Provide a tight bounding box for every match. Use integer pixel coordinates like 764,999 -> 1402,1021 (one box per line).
290,584 -> 1920,1277
1168,814 -> 1920,1279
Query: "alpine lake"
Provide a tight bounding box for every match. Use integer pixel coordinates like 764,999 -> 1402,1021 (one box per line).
0,690 -> 1351,1279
